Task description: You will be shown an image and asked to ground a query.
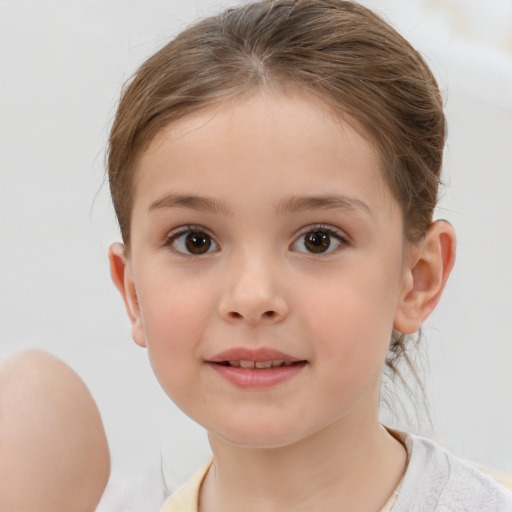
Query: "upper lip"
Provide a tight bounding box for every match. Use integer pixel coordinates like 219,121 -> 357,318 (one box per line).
207,347 -> 303,363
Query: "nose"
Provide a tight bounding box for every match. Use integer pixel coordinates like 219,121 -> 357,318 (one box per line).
218,255 -> 290,325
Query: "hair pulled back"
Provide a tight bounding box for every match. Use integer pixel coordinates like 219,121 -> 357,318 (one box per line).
107,0 -> 446,384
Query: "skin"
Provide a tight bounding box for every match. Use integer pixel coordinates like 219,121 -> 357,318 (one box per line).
0,350 -> 110,512
110,89 -> 455,511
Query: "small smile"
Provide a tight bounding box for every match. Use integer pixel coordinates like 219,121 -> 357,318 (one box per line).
208,347 -> 305,366
206,348 -> 307,388
217,360 -> 299,369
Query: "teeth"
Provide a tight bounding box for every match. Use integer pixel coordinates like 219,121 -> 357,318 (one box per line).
255,361 -> 273,369
228,360 -> 294,368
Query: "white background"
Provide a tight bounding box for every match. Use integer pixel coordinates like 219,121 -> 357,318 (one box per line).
1,0 -> 511,508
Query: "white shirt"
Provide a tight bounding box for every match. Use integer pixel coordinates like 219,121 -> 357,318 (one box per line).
161,431 -> 512,511
392,433 -> 512,511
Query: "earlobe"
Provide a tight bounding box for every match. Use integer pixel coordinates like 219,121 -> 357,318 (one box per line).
108,243 -> 147,348
394,220 -> 456,334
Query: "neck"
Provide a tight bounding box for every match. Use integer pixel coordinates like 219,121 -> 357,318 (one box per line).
201,416 -> 406,512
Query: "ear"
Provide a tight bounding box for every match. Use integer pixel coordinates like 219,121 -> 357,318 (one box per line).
108,243 -> 147,347
394,220 -> 456,334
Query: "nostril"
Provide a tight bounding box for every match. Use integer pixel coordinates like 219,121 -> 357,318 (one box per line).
227,310 -> 276,320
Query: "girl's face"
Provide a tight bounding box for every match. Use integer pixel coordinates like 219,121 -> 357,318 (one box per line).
115,90 -> 414,448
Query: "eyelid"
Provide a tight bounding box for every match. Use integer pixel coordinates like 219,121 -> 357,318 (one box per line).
291,224 -> 350,254
164,224 -> 219,255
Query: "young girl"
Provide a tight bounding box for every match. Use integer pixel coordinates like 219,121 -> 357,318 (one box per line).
106,1 -> 512,510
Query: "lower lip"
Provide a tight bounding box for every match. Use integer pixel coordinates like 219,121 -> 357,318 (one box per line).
207,362 -> 307,389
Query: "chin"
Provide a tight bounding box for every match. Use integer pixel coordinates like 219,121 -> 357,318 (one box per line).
209,422 -> 310,450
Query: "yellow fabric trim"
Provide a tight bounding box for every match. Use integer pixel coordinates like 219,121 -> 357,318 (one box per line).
160,456 -> 402,512
160,458 -> 212,512
497,474 -> 512,491
473,463 -> 512,492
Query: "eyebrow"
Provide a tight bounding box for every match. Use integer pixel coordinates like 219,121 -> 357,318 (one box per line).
148,194 -> 233,216
276,194 -> 372,216
148,193 -> 372,217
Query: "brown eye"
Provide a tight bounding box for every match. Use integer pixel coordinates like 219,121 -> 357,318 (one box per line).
292,227 -> 347,255
303,231 -> 331,253
168,229 -> 218,255
185,232 -> 212,254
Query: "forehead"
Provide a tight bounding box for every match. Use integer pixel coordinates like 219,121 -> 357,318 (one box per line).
132,89 -> 396,217
146,88 -> 375,154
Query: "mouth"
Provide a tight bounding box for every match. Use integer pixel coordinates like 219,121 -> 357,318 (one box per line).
206,348 -> 307,388
215,360 -> 302,369
207,347 -> 306,368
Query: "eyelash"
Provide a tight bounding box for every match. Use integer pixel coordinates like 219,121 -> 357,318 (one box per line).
163,224 -> 350,256
164,225 -> 219,256
292,224 -> 350,255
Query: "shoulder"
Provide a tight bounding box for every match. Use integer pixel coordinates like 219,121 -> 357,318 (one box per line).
394,433 -> 512,512
160,458 -> 212,512
0,350 -> 110,512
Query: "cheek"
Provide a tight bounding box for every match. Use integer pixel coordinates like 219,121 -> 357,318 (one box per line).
136,273 -> 216,373
302,289 -> 393,414
300,265 -> 400,368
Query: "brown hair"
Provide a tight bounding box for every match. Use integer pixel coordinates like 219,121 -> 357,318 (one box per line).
107,0 -> 445,392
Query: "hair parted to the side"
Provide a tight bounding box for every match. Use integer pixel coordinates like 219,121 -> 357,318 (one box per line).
107,0 -> 446,406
